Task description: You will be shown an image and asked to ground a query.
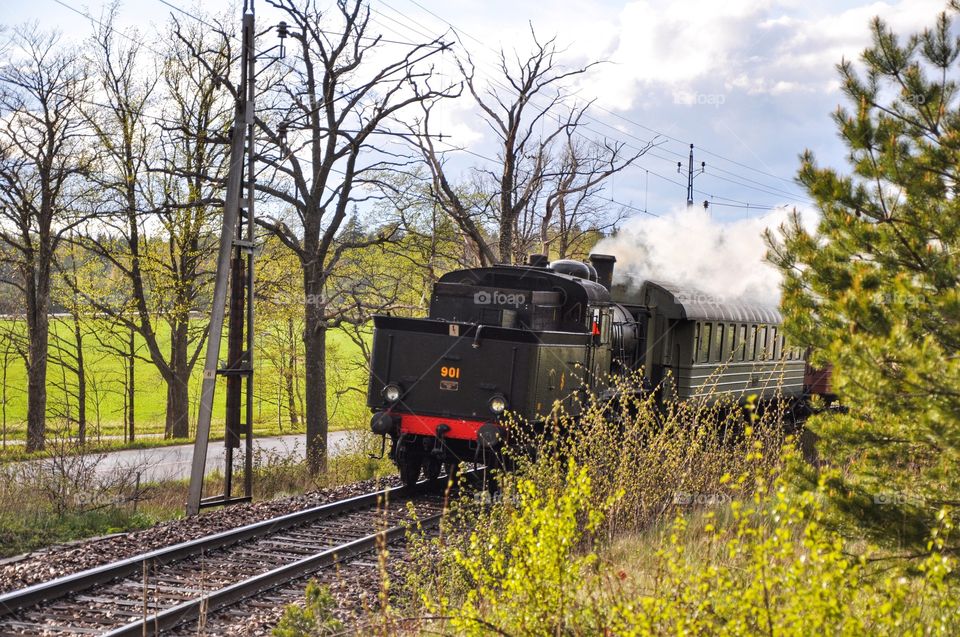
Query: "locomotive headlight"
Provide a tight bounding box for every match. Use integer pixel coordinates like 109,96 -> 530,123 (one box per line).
382,383 -> 402,403
488,394 -> 507,414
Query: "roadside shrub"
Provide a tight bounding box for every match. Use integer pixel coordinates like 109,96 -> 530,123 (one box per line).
0,430 -> 154,556
402,458 -> 958,636
273,580 -> 344,637
430,461 -> 615,636
502,370 -> 788,539
610,480 -> 958,636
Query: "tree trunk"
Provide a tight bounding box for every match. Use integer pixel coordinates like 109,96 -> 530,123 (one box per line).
72,313 -> 86,445
25,259 -> 50,453
127,328 -> 135,442
286,316 -> 299,428
165,319 -> 191,438
498,214 -> 514,265
303,276 -> 328,475
1,343 -> 9,449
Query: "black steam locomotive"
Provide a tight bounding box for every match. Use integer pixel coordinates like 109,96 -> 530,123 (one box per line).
367,254 -> 807,486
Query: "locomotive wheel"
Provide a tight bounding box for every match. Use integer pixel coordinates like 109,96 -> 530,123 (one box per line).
425,456 -> 442,483
399,446 -> 424,489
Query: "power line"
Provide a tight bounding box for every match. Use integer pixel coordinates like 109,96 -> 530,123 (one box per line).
149,0 -> 807,211
152,0 -> 663,217
397,0 -> 810,196
53,0 -> 811,208
147,0 -> 787,218
369,0 -> 812,208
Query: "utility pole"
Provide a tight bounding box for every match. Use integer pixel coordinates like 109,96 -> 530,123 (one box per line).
677,143 -> 705,207
187,1 -> 257,516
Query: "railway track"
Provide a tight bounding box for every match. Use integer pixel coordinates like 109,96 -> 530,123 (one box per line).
0,483 -> 447,636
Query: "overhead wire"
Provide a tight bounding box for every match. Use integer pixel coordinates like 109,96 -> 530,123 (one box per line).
148,0 -> 662,217
404,0 -> 803,189
50,0 -> 811,212
139,0 -> 793,218
391,0 -> 813,205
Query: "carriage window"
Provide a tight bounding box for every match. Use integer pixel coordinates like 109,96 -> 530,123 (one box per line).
748,326 -> 757,360
753,326 -> 763,359
712,324 -> 724,361
663,320 -> 672,364
693,322 -> 701,363
725,323 -> 735,361
699,322 -> 712,363
771,327 -> 779,359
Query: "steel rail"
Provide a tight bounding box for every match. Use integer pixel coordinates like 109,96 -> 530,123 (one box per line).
102,512 -> 443,636
0,483 -> 410,616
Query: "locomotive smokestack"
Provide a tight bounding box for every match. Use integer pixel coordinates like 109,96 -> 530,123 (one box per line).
527,253 -> 549,268
589,253 -> 616,290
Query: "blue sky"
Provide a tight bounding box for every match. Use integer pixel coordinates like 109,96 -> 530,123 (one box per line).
1,0 -> 952,223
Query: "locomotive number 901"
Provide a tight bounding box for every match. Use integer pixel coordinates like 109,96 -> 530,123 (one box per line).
440,366 -> 461,379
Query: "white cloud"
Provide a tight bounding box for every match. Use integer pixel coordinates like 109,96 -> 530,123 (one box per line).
573,0 -> 948,110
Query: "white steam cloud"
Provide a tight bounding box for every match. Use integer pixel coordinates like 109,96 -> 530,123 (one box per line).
594,206 -> 811,306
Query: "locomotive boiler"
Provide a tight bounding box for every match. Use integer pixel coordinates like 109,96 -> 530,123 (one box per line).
367,254 -> 807,487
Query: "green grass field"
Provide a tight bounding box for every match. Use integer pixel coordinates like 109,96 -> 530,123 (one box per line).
0,317 -> 369,450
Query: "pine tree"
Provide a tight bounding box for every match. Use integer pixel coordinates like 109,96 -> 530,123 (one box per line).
766,5 -> 960,550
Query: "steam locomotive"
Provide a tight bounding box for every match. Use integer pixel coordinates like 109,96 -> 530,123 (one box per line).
367,254 -> 812,487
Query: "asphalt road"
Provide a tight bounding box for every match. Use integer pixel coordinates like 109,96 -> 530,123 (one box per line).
81,430 -> 362,483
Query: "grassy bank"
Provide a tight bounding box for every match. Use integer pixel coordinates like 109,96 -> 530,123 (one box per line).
0,318 -> 370,450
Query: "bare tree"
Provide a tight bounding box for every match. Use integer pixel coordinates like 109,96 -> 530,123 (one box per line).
87,318 -> 142,442
200,0 -> 455,472
0,311 -> 25,450
0,26 -> 95,451
77,12 -> 228,438
256,233 -> 305,431
540,130 -> 633,258
413,28 -> 649,264
48,235 -> 102,443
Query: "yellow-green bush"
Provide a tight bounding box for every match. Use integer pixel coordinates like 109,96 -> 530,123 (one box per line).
414,460 -> 957,636
429,461 -> 616,636
342,373 -> 959,636
273,581 -> 343,637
